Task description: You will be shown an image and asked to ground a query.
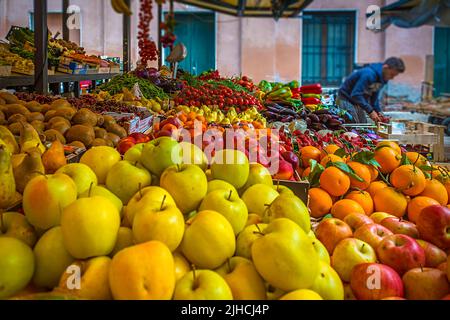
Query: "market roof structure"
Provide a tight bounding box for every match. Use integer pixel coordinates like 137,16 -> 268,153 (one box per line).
174,0 -> 314,20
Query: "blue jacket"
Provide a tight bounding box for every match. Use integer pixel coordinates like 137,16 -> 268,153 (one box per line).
338,63 -> 387,114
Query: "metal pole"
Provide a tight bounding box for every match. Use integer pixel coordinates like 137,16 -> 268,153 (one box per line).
34,0 -> 48,94
62,0 -> 70,41
158,3 -> 162,69
123,0 -> 131,72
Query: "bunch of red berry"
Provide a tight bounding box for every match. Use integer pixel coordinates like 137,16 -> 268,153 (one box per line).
160,12 -> 176,49
138,0 -> 158,65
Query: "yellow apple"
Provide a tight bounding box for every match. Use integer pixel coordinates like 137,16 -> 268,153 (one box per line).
199,189 -> 248,234
0,212 -> 37,247
55,163 -> 98,196
124,186 -> 176,225
266,283 -> 285,300
307,229 -> 316,239
109,227 -> 134,257
0,237 -> 35,299
57,256 -> 112,300
160,164 -> 207,214
311,238 -> 330,264
23,173 -> 77,230
246,213 -> 263,227
61,196 -> 120,259
106,160 -> 152,205
79,185 -> 123,218
215,257 -> 266,300
369,212 -> 396,224
211,149 -> 249,189
252,218 -> 319,291
235,223 -> 268,260
273,184 -> 294,196
207,179 -> 237,195
310,261 -> 344,300
279,289 -> 323,300
140,137 -> 183,176
109,241 -> 175,300
123,143 -> 145,163
32,226 -> 74,289
241,184 -> 279,217
241,163 -> 273,191
132,197 -> 184,252
173,252 -> 191,282
180,141 -> 208,171
80,146 -> 121,184
173,269 -> 233,300
180,210 -> 235,269
266,194 -> 311,233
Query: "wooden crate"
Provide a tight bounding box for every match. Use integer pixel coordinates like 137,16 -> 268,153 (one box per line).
377,121 -> 445,162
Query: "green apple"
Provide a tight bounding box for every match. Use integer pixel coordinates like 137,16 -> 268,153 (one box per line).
307,230 -> 316,239
79,185 -> 123,218
132,196 -> 184,252
235,223 -> 268,260
180,210 -> 235,269
32,226 -> 74,289
310,261 -> 344,300
0,237 -> 35,299
0,212 -> 37,247
180,141 -> 208,171
124,186 -> 176,225
266,194 -> 311,233
173,252 -> 191,282
23,173 -> 78,230
311,238 -> 330,264
160,164 -> 207,214
215,257 -> 266,300
242,163 -> 273,191
106,160 -> 152,205
80,146 -> 121,184
173,269 -> 233,300
241,184 -> 279,217
123,143 -> 145,163
252,218 -> 319,291
273,184 -> 294,196
330,238 -> 377,282
55,163 -> 98,196
246,213 -> 263,227
61,196 -> 120,259
110,227 -> 134,257
211,149 -> 249,189
199,189 -> 248,235
207,179 -> 237,195
140,137 -> 182,176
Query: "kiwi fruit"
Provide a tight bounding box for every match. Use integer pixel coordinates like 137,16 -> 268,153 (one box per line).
17,100 -> 27,106
0,98 -> 6,105
8,113 -> 28,124
105,132 -> 120,147
96,115 -> 104,127
53,107 -> 77,121
107,123 -> 127,138
27,112 -> 45,122
25,101 -> 43,112
0,111 -> 6,125
30,120 -> 45,134
68,141 -> 86,149
91,138 -> 108,147
46,116 -> 71,129
50,121 -> 71,135
72,108 -> 98,127
45,129 -> 66,144
41,104 -> 51,114
50,99 -> 71,110
0,92 -> 19,104
4,104 -> 30,118
102,115 -> 116,128
44,110 -> 57,122
94,127 -> 108,139
104,139 -> 114,148
65,124 -> 95,147
8,122 -> 22,135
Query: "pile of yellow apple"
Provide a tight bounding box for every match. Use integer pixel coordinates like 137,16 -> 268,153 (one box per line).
0,136 -> 341,300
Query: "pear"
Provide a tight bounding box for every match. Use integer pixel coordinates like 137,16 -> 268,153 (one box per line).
42,140 -> 67,174
18,121 -> 45,154
13,148 -> 45,193
0,125 -> 19,154
0,145 -> 16,209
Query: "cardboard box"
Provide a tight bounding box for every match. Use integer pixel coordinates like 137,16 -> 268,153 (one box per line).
273,179 -> 310,206
0,65 -> 12,76
103,111 -> 154,135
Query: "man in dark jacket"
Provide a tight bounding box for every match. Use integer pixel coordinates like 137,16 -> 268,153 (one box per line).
337,57 -> 405,123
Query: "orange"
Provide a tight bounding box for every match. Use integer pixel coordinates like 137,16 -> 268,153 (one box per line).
345,190 -> 374,215
407,196 -> 440,223
406,152 -> 429,167
373,187 -> 408,218
330,199 -> 365,220
347,162 -> 371,190
302,167 -> 311,179
187,111 -> 197,120
319,167 -> 350,197
320,144 -> 340,160
374,147 -> 401,174
367,181 -> 388,198
419,179 -> 449,205
376,141 -> 401,155
178,114 -> 188,123
367,165 -> 379,182
161,124 -> 178,132
320,154 -> 345,168
300,146 -> 321,168
308,188 -> 333,218
389,165 -> 426,196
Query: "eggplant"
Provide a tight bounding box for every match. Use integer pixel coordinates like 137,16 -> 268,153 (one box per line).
281,116 -> 294,122
279,108 -> 298,116
314,109 -> 330,115
265,105 -> 283,113
311,123 -> 324,131
308,114 -> 320,123
306,118 -> 312,126
327,119 -> 342,127
264,111 -> 280,119
319,114 -> 332,124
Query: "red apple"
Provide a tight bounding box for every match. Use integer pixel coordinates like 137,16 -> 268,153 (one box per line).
416,239 -> 447,268
402,267 -> 449,300
156,130 -> 174,138
272,159 -> 293,180
281,151 -> 299,170
350,263 -> 404,300
354,223 -> 393,250
129,132 -> 150,144
442,294 -> 450,300
376,234 -> 426,275
381,297 -> 406,300
117,137 -> 136,155
344,213 -> 374,232
315,218 -> 353,255
416,205 -> 450,250
380,217 -> 420,239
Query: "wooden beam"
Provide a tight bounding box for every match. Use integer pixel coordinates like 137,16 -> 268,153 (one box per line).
158,3 -> 163,69
34,0 -> 48,94
123,0 -> 131,72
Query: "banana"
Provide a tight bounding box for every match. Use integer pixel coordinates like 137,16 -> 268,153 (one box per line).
111,0 -> 123,14
114,0 -> 132,15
